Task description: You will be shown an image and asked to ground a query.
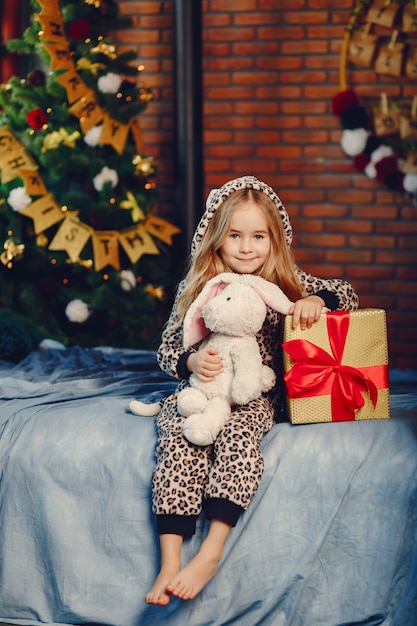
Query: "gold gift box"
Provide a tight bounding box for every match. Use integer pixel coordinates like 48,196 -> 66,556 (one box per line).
282,309 -> 390,425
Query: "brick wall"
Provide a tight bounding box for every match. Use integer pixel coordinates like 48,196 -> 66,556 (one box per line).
117,0 -> 417,369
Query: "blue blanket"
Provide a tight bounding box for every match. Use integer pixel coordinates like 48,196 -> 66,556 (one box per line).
0,347 -> 416,626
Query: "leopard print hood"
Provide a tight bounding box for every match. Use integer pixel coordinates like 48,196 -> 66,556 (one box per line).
190,175 -> 293,258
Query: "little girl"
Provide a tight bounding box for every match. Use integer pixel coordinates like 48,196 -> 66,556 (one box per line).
146,175 -> 359,605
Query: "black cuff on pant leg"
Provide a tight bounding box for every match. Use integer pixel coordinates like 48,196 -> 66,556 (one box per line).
157,514 -> 198,539
203,498 -> 243,527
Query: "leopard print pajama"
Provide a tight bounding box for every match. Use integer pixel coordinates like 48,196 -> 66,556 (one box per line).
152,393 -> 275,518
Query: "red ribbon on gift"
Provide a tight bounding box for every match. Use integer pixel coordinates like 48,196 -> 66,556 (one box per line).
282,312 -> 388,422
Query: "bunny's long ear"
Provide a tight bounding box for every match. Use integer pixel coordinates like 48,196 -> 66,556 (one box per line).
241,274 -> 294,314
183,273 -> 237,347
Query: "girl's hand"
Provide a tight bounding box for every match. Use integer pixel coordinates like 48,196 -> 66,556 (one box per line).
186,347 -> 223,382
289,295 -> 325,330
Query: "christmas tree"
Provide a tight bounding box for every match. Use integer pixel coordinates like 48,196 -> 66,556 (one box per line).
0,0 -> 180,353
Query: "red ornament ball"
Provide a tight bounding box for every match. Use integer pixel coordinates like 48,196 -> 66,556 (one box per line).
27,109 -> 48,130
332,90 -> 360,116
353,153 -> 370,172
375,156 -> 398,183
68,18 -> 91,40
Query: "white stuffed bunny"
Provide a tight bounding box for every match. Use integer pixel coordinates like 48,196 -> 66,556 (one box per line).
131,272 -> 293,446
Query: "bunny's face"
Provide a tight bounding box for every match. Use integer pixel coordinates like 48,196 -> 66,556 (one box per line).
202,282 -> 266,337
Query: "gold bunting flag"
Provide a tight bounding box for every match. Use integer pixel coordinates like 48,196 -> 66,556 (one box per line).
118,224 -> 159,264
20,194 -> 64,234
19,170 -> 48,196
49,216 -> 93,262
57,70 -> 89,104
99,113 -> 129,155
37,11 -> 67,44
0,148 -> 38,184
69,92 -> 104,133
92,231 -> 121,271
144,215 -> 181,245
43,42 -> 75,71
0,126 -> 22,155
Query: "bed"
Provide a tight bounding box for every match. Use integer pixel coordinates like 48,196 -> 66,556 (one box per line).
0,345 -> 416,626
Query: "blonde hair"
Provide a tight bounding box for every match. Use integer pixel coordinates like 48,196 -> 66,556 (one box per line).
176,188 -> 305,321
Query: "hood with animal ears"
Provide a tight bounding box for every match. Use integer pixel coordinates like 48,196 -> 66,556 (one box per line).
183,272 -> 294,348
190,175 -> 293,259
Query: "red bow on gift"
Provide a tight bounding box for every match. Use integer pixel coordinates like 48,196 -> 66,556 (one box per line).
282,312 -> 388,422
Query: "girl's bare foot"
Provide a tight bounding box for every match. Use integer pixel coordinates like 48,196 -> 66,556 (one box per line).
146,534 -> 183,605
166,542 -> 222,600
145,564 -> 181,605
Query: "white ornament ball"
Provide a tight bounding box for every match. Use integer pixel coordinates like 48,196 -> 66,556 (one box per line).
65,299 -> 91,323
7,187 -> 31,212
84,125 -> 103,147
403,173 -> 417,194
120,269 -> 137,291
340,128 -> 370,157
97,72 -> 122,94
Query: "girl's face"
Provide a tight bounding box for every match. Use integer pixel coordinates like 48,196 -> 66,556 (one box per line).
219,200 -> 271,275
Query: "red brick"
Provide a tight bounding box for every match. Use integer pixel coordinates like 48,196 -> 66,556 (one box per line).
281,71 -> 328,84
291,218 -> 323,232
233,42 -> 280,55
282,41 -> 328,54
206,27 -> 255,42
327,220 -> 374,234
204,14 -> 232,27
205,86 -> 255,100
281,162 -> 327,174
303,175 -> 351,188
234,131 -> 280,144
257,145 -> 302,158
257,116 -> 301,129
210,0 -> 257,10
257,57 -> 302,70
302,204 -> 348,216
298,233 -> 347,248
284,10 -> 329,24
207,58 -> 254,71
397,268 -> 417,280
234,102 -> 279,114
233,72 -> 278,85
203,43 -> 233,56
346,267 -> 396,280
118,2 -> 163,15
234,12 -> 281,25
282,130 -> 330,144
